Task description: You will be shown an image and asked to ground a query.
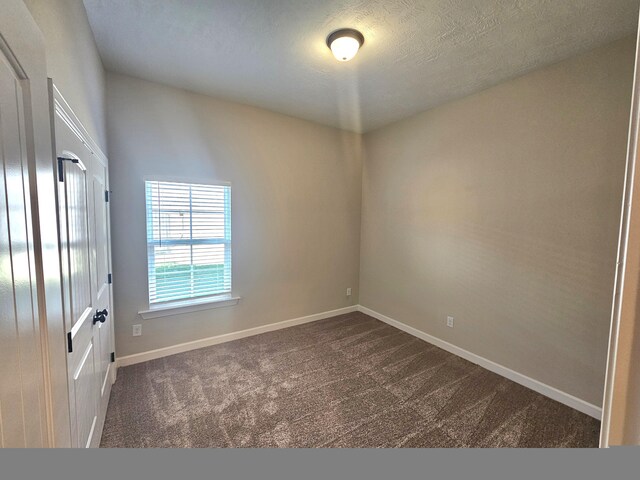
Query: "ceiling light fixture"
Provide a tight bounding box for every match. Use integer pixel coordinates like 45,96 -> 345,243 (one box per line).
326,28 -> 364,62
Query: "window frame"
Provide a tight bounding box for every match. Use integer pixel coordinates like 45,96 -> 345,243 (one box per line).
142,177 -> 234,311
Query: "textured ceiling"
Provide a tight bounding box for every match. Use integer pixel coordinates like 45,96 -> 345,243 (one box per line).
83,0 -> 639,132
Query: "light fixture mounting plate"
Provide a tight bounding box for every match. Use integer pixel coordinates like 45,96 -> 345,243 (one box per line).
326,28 -> 365,49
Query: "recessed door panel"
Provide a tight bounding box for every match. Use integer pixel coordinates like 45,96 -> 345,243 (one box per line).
64,161 -> 92,328
73,340 -> 97,448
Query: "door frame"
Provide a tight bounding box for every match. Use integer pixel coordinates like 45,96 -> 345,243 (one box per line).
600,11 -> 640,447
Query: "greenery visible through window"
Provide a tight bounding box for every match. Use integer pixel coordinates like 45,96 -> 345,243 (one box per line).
145,180 -> 231,305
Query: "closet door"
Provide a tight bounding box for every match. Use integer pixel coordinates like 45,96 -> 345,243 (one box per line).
88,156 -> 113,422
57,144 -> 99,448
55,99 -> 114,448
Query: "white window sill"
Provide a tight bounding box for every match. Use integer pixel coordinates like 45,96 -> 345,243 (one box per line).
138,295 -> 240,320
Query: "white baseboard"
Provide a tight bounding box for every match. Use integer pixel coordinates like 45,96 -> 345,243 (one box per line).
116,302 -> 601,420
116,305 -> 358,368
357,305 -> 602,420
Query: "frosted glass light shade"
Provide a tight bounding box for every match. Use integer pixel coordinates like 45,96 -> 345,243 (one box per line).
330,36 -> 360,62
326,29 -> 364,62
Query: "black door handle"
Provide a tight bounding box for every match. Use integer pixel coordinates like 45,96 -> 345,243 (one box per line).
93,308 -> 108,325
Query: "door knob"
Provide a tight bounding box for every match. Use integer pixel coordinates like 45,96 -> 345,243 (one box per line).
93,309 -> 108,325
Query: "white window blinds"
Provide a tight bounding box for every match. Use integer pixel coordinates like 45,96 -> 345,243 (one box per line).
145,180 -> 231,305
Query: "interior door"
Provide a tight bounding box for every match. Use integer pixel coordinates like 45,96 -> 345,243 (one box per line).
56,113 -> 113,448
0,32 -> 48,448
89,152 -> 113,419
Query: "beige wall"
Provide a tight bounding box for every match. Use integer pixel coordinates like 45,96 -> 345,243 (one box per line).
360,37 -> 635,406
24,0 -> 107,152
106,72 -> 362,357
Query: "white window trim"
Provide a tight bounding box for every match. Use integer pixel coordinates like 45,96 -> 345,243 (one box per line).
138,294 -> 241,320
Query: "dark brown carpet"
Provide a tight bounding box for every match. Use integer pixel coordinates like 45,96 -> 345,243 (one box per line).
100,312 -> 600,448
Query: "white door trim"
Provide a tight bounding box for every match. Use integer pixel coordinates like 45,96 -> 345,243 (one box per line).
600,9 -> 640,447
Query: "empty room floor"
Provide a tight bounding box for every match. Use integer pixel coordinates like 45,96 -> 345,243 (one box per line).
101,312 -> 599,448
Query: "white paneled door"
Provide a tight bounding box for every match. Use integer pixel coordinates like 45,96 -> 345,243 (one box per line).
56,108 -> 113,448
0,28 -> 48,449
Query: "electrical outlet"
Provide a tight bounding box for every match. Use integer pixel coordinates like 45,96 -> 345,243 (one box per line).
346,287 -> 352,297
133,324 -> 142,337
447,316 -> 454,328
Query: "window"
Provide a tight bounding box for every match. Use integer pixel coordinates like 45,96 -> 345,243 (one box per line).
145,180 -> 231,306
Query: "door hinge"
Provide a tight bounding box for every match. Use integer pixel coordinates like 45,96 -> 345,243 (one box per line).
110,352 -> 115,363
108,273 -> 112,284
57,157 -> 79,182
67,331 -> 73,353
105,190 -> 111,203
